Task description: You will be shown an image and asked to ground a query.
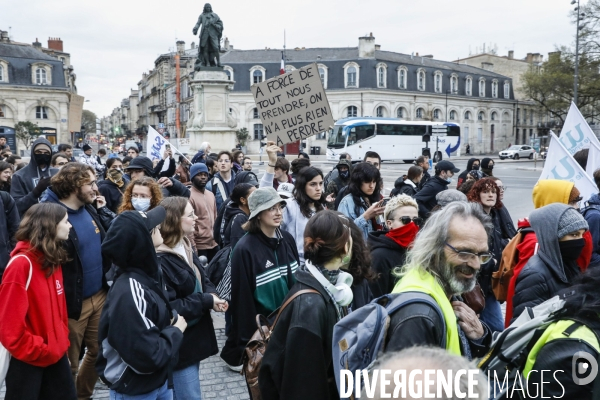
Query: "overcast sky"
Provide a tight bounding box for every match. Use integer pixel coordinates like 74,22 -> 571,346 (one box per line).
3,0 -> 578,117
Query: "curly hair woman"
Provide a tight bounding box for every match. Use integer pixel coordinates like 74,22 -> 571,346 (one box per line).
118,177 -> 163,213
0,203 -> 75,400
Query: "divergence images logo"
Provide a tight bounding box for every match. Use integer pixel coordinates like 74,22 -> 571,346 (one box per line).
572,351 -> 598,385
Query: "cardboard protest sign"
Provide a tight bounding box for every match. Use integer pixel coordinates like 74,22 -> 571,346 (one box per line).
251,63 -> 334,147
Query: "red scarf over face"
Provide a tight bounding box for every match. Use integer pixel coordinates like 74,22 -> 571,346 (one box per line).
385,222 -> 419,248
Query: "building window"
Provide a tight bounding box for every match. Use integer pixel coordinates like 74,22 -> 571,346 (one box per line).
347,66 -> 357,87
398,67 -> 407,89
253,108 -> 259,119
376,106 -> 385,117
418,70 -> 425,91
434,72 -> 442,93
449,110 -> 457,120
253,123 -> 263,140
397,107 -> 406,118
479,78 -> 485,97
450,75 -> 458,93
492,80 -> 498,98
491,112 -> 497,121
530,112 -> 533,125
478,111 -> 484,121
433,109 -> 441,120
377,64 -> 386,88
253,69 -> 263,84
36,68 -> 47,85
36,106 -> 48,119
225,70 -> 231,80
416,108 -> 424,119
504,82 -> 510,99
285,65 -> 295,73
0,106 -> 4,118
319,68 -> 326,88
0,65 -> 3,82
466,77 -> 472,96
464,111 -> 472,120
477,128 -> 483,143
347,106 -> 357,118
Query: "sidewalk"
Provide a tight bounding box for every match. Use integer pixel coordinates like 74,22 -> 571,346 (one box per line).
244,152 -> 500,163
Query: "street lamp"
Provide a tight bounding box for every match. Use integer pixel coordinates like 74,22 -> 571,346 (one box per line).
572,0 -> 586,104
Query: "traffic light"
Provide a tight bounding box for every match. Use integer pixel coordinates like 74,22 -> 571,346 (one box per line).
260,135 -> 268,147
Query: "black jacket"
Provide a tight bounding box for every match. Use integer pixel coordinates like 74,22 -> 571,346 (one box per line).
97,179 -> 125,214
156,245 -> 218,370
456,158 -> 480,189
417,169 -> 431,191
350,279 -> 374,311
414,175 -> 448,218
259,268 -> 339,400
220,229 -> 299,366
0,191 -> 20,279
390,177 -> 418,198
161,177 -> 190,199
478,208 -> 515,296
385,297 -> 491,359
367,231 -> 408,298
10,138 -> 59,216
214,200 -> 248,248
43,190 -> 113,320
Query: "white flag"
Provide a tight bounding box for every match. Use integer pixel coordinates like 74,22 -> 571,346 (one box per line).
147,126 -> 168,161
539,131 -> 597,204
557,102 -> 600,155
586,142 -> 600,178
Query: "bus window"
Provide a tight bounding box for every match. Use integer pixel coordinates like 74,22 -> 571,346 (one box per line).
447,126 -> 461,136
377,124 -> 428,136
327,126 -> 346,148
347,125 -> 375,145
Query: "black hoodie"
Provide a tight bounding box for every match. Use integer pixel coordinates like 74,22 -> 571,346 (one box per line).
367,231 -> 408,297
96,212 -> 183,395
390,176 -> 418,198
10,137 -> 58,215
456,158 -> 480,188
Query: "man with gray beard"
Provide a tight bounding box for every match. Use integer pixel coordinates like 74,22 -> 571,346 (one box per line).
384,202 -> 493,360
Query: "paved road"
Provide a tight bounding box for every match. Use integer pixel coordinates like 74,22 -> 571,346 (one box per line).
0,157 -> 543,399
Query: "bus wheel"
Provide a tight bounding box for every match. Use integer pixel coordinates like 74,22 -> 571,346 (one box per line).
433,151 -> 443,162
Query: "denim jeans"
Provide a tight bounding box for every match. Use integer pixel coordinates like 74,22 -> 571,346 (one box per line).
109,380 -> 172,400
173,363 -> 202,400
480,292 -> 504,334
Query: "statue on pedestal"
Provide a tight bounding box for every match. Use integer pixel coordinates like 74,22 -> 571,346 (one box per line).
193,3 -> 223,70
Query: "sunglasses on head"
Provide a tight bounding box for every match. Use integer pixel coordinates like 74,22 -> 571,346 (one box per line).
400,216 -> 423,226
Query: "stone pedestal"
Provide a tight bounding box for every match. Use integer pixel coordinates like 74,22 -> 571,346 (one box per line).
186,68 -> 238,152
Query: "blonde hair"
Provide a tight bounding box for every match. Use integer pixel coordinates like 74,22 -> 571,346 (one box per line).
384,194 -> 418,221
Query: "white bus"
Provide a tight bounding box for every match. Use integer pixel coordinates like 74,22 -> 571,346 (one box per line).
326,117 -> 461,163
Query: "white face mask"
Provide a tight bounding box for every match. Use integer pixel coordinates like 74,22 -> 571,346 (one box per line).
132,198 -> 151,212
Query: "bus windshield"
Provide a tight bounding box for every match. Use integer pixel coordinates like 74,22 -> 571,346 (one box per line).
327,126 -> 346,148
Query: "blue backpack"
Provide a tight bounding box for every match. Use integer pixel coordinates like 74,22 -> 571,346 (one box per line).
332,292 -> 446,398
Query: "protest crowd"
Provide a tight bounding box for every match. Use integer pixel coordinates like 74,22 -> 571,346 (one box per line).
0,132 -> 599,400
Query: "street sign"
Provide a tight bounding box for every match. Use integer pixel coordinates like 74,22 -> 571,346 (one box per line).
158,128 -> 165,134
158,123 -> 165,129
431,126 -> 448,137
531,138 -> 541,153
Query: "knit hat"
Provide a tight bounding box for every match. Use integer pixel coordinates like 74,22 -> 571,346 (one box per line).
557,207 -> 588,239
82,144 -> 92,152
436,189 -> 467,208
190,163 -> 209,180
568,186 -> 582,204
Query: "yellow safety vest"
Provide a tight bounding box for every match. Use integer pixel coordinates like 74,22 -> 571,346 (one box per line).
392,268 -> 462,355
523,320 -> 600,376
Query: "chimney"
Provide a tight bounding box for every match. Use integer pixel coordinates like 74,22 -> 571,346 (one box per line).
48,37 -> 63,51
526,53 -> 533,63
176,40 -> 185,54
0,30 -> 9,43
224,37 -> 230,50
358,34 -> 376,58
191,42 -> 196,49
32,37 -> 42,48
375,44 -> 381,51
508,50 -> 514,60
532,53 -> 543,63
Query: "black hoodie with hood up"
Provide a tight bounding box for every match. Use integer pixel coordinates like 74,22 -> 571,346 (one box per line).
10,137 -> 58,216
456,158 -> 480,188
96,211 -> 183,395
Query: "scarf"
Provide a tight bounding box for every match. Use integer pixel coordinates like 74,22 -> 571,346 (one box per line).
385,222 -> 419,248
107,169 -> 124,188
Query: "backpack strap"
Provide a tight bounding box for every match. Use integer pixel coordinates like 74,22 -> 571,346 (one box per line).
271,289 -> 320,331
5,255 -> 33,289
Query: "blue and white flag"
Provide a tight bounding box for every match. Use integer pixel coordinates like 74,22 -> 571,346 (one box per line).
558,102 -> 600,155
539,131 -> 597,204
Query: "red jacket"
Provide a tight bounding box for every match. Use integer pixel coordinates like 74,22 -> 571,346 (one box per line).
504,219 -> 592,327
0,242 -> 70,367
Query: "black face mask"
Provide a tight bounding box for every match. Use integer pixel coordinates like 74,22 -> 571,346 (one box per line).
559,238 -> 585,261
34,153 -> 51,167
486,164 -> 494,171
339,170 -> 349,179
472,164 -> 480,170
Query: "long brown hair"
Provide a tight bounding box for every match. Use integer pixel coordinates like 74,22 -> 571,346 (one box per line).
118,177 -> 163,213
159,197 -> 188,248
303,210 -> 350,266
15,203 -> 70,275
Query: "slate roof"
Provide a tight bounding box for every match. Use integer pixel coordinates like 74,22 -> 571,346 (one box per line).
0,42 -> 59,62
0,42 -> 67,89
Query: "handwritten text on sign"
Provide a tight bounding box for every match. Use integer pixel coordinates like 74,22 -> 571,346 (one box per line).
251,63 -> 334,147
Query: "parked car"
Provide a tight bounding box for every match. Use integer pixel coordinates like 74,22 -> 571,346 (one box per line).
499,145 -> 535,160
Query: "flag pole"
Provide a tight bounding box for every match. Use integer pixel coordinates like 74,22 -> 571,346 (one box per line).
147,126 -> 192,164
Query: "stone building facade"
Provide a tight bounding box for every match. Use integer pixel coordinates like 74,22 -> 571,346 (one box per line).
0,30 -> 76,152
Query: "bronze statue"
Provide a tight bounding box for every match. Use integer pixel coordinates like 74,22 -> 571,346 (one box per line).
193,3 -> 223,69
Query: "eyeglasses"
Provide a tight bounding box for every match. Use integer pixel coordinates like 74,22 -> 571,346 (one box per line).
131,193 -> 151,199
445,242 -> 493,264
497,186 -> 507,192
399,216 -> 423,226
266,204 -> 285,213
